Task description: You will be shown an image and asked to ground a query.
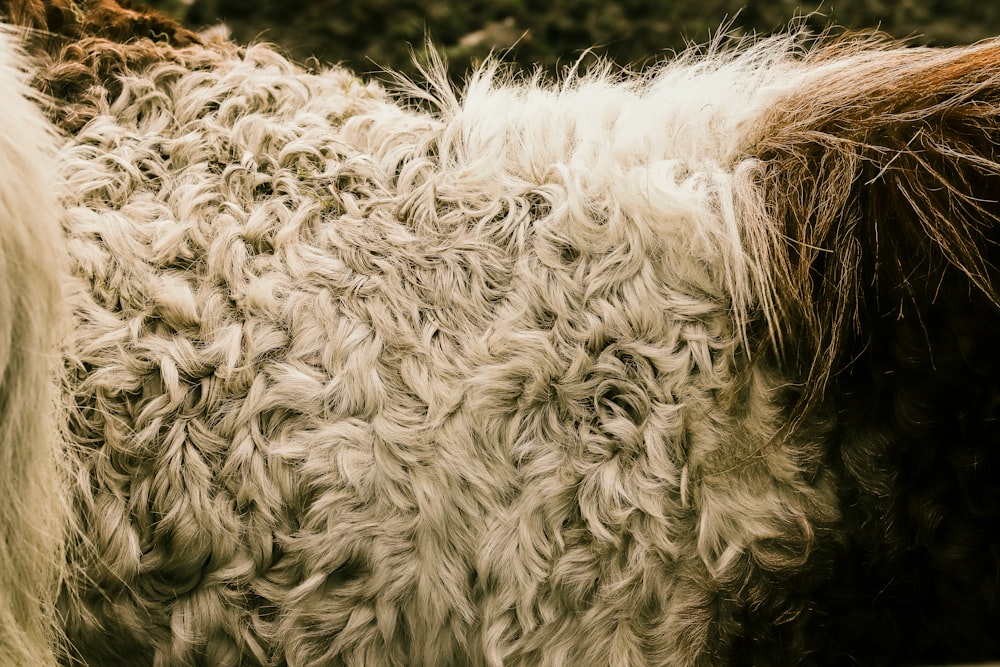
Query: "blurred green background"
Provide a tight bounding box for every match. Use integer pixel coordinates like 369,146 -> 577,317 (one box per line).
153,0 -> 1000,78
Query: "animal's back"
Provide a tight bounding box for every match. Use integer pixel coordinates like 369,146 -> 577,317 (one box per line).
1,1 -> 999,665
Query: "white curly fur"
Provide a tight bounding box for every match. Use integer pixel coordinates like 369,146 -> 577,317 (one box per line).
0,28 -> 66,667
44,31 -> 849,666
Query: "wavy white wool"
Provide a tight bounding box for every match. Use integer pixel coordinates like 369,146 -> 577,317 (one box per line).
56,33 -> 837,666
396,40 -> 806,334
0,28 -> 66,667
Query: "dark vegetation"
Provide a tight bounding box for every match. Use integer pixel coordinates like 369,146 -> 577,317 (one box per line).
151,0 -> 1000,79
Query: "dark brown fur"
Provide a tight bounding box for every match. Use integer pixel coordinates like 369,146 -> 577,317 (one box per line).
0,0 -> 204,131
747,41 -> 1000,664
0,0 -> 198,45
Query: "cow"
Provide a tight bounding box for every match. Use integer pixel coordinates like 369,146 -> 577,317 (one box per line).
1,2 -> 999,664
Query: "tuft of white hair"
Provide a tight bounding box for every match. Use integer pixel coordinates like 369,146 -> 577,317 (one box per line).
386,33 -> 816,345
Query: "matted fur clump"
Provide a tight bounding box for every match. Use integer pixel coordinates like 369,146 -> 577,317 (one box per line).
2,1 -> 1000,664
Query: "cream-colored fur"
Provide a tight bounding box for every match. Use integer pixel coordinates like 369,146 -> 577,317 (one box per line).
3,8 -> 1000,663
49,31 -> 837,665
0,28 -> 65,667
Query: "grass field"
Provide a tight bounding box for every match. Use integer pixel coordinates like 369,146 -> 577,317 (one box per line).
149,0 -> 1000,79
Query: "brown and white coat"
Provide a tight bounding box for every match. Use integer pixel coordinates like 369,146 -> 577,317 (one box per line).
0,1 -> 998,664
